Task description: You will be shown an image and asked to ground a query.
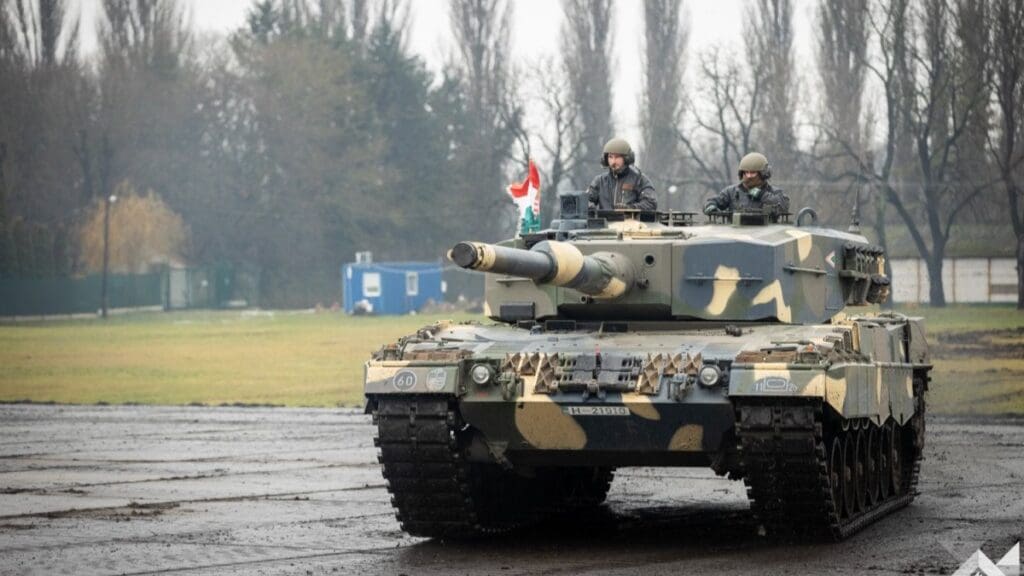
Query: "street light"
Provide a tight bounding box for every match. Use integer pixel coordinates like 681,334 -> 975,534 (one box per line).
100,194 -> 117,318
667,185 -> 678,213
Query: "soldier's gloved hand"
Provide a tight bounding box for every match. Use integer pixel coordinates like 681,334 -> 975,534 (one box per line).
748,187 -> 762,200
703,204 -> 719,215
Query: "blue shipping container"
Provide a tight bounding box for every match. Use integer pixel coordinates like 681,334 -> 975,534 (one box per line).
342,261 -> 444,315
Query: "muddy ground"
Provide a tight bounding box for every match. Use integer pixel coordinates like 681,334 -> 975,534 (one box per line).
0,405 -> 1021,576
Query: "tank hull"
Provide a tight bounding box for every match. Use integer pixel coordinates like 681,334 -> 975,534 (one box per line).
365,315 -> 929,540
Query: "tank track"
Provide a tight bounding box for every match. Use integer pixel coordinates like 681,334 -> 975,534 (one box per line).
735,378 -> 925,541
373,396 -> 613,538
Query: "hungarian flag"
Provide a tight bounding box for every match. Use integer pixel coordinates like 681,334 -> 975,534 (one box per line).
507,159 -> 541,234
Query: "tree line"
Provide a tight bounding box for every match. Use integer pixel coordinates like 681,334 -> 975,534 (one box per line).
0,0 -> 1021,308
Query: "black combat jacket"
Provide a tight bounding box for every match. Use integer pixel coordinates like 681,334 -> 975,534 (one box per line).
705,182 -> 790,214
587,166 -> 657,211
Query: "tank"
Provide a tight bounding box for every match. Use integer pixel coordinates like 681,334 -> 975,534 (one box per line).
363,191 -> 929,541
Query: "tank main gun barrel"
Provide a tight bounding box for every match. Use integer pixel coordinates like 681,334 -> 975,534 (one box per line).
450,242 -> 553,281
450,240 -> 635,300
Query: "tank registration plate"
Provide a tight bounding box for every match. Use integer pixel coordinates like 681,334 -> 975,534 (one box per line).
562,406 -> 630,416
392,370 -> 417,391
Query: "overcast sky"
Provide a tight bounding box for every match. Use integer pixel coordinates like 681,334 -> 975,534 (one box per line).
76,0 -> 818,145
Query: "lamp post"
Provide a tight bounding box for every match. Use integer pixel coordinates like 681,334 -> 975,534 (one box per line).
100,194 -> 117,318
667,185 -> 678,213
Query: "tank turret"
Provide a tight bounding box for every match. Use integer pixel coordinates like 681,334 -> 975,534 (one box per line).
450,193 -> 890,325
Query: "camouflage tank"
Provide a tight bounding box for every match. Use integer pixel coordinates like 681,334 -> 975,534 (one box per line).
363,192 -> 928,541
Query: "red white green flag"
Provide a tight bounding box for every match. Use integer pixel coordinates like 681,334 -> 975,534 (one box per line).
507,159 -> 541,234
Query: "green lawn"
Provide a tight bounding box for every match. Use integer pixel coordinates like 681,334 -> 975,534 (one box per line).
889,304 -> 1024,334
1,306 -> 1021,414
891,305 -> 1024,415
0,311 -> 476,408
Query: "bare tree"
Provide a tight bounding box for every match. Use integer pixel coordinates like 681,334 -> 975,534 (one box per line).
991,0 -> 1024,308
450,0 -> 510,123
898,0 -> 992,306
677,48 -> 762,201
826,0 -> 993,306
446,0 -> 522,239
99,0 -> 191,73
0,0 -> 88,277
1,0 -> 80,66
526,55 -> 581,223
950,0 -> 992,207
746,0 -> 797,166
640,0 -> 687,198
562,0 -> 614,188
818,0 -> 869,146
351,0 -> 368,42
0,4 -> 14,59
243,0 -> 399,46
813,0 -> 870,221
95,0 -> 211,267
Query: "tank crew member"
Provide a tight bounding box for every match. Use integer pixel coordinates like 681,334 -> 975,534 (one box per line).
588,138 -> 657,211
704,152 -> 789,215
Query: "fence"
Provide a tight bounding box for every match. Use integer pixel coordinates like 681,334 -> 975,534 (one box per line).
0,264 -> 258,317
889,258 -> 1017,304
0,272 -> 165,316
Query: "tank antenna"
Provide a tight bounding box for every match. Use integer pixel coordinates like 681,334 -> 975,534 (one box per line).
848,184 -> 862,234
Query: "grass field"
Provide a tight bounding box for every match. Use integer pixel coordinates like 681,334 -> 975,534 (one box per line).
1,306 -> 1021,413
0,311 -> 476,407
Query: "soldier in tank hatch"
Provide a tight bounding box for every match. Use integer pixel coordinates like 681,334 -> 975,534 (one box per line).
587,138 -> 657,211
704,152 -> 790,215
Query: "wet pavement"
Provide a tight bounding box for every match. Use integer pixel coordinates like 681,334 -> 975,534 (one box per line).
0,404 -> 1021,575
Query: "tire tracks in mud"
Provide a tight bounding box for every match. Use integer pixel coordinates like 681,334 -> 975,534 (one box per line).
1,406 -> 1023,576
0,483 -> 386,522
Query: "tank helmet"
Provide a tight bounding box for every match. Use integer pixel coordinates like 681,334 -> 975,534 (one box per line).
737,152 -> 772,181
600,137 -> 635,167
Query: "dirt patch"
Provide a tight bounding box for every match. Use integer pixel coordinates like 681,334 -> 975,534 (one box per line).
43,501 -> 180,522
933,327 -> 1024,359
0,487 -> 33,495
0,523 -> 35,531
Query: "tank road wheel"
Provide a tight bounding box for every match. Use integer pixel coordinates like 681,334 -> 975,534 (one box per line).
829,437 -> 844,518
889,423 -> 904,495
865,426 -> 880,507
735,400 -> 922,541
878,424 -> 892,500
854,427 -> 868,512
842,431 -> 857,517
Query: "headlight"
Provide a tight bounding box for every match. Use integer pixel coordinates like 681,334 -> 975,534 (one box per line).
698,364 -> 721,387
470,364 -> 493,385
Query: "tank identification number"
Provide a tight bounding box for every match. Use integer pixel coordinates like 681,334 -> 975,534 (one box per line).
562,406 -> 630,416
392,370 -> 417,391
426,368 -> 448,391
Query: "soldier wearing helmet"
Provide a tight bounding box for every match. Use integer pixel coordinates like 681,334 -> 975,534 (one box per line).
704,152 -> 789,216
587,138 -> 657,211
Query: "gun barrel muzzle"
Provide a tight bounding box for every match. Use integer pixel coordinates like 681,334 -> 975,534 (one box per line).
450,241 -> 554,280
